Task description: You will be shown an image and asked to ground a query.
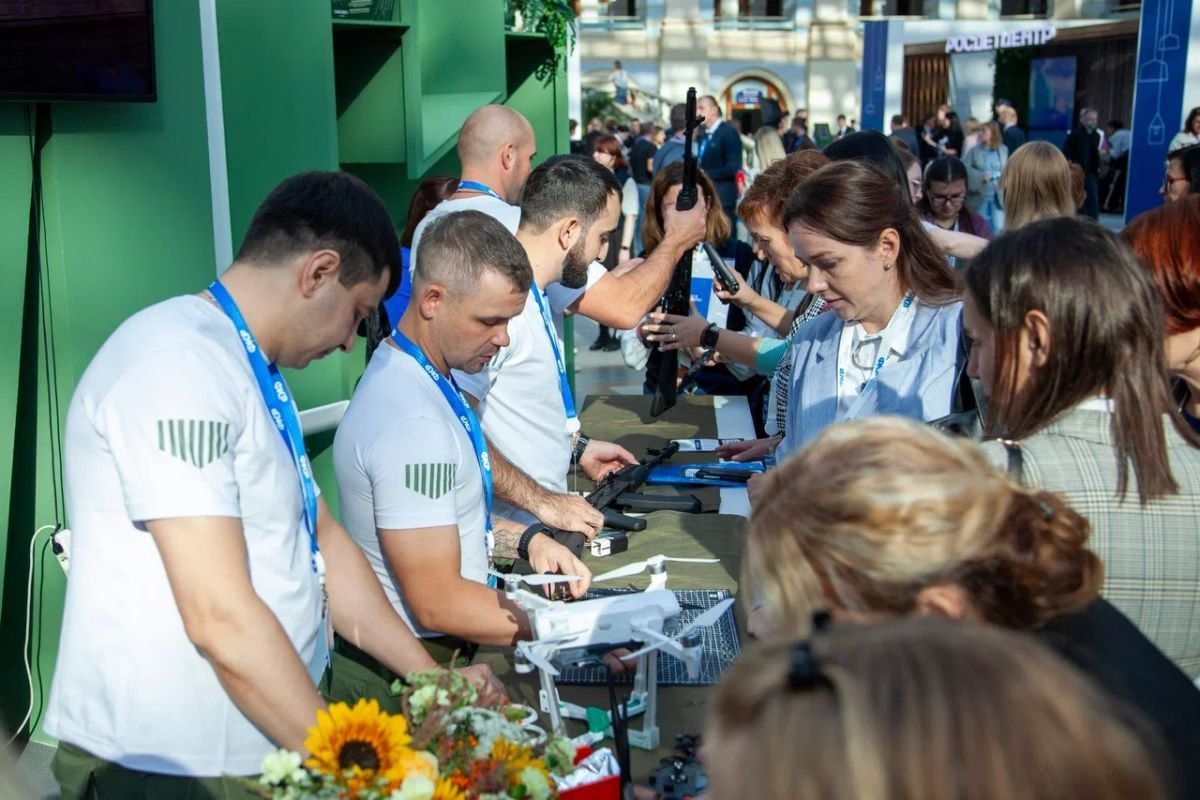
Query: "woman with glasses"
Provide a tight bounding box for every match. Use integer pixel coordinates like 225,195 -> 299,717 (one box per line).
775,160 -> 961,457
918,156 -> 993,246
1161,144 -> 1200,203
741,418 -> 1197,799
995,141 -> 1076,229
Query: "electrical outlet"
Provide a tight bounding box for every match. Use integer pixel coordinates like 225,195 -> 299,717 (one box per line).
52,528 -> 71,574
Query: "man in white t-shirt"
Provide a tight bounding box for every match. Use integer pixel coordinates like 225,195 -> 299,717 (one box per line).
45,172 -> 502,798
456,156 -> 638,510
335,211 -> 592,650
411,104 -> 708,342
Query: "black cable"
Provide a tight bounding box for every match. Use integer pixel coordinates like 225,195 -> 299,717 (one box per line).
605,663 -> 632,791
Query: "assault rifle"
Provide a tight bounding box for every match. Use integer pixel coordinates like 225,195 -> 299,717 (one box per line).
515,441 -> 701,565
650,86 -> 704,417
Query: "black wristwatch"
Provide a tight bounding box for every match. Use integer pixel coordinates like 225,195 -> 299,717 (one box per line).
517,523 -> 548,562
572,433 -> 591,462
700,323 -> 721,349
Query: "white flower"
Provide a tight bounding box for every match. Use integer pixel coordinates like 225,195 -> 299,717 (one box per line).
259,749 -> 303,785
519,766 -> 552,800
389,775 -> 435,800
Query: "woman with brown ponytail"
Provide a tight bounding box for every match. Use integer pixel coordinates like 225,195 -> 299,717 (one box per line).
747,417 -> 1200,798
962,216 -> 1200,679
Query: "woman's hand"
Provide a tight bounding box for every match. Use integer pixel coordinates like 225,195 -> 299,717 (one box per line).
715,435 -> 779,463
643,311 -> 710,352
713,273 -> 762,309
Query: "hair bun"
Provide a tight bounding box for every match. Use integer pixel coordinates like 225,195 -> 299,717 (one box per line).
992,489 -> 1103,627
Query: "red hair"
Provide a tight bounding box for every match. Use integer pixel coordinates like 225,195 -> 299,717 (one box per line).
1122,195 -> 1200,335
592,134 -> 628,171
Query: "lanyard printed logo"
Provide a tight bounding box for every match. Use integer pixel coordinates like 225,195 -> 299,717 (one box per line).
206,281 -> 329,655
529,285 -> 581,434
837,291 -> 917,422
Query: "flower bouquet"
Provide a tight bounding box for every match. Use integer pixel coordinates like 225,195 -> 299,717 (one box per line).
256,668 -> 577,800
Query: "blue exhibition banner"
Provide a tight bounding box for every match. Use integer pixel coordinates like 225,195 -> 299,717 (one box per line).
860,21 -> 887,133
1126,0 -> 1194,222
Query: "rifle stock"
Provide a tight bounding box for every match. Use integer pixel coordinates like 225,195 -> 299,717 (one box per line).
650,86 -> 703,417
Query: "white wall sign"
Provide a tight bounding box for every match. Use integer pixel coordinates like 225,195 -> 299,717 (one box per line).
945,27 -> 1055,54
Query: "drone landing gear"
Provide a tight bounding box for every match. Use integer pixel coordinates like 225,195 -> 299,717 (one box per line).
537,651 -> 661,751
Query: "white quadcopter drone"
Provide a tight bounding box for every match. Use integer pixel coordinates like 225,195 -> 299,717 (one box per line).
493,555 -> 735,750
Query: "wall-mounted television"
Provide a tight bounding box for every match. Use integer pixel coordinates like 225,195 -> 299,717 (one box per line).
0,0 -> 156,103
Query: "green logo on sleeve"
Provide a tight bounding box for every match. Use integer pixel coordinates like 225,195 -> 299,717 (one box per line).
405,463 -> 456,500
157,419 -> 231,469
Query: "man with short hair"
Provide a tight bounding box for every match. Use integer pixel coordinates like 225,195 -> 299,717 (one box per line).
697,94 -> 743,232
653,102 -> 688,172
835,114 -> 855,139
890,113 -> 920,155
628,120 -> 659,254
45,172 -> 501,799
1063,107 -> 1102,219
455,156 -> 638,521
995,98 -> 1026,153
335,211 -> 593,653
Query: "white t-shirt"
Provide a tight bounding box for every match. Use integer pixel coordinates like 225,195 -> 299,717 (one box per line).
409,193 -> 523,273
547,261 -> 608,339
45,296 -> 327,778
455,288 -> 573,504
334,342 -> 489,637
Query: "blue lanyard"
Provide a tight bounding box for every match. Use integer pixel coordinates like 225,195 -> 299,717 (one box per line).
457,180 -> 502,201
528,285 -> 581,434
206,281 -> 325,586
390,330 -> 496,566
697,134 -> 710,160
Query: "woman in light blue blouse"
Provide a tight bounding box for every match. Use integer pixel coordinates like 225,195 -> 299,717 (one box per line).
777,160 -> 963,457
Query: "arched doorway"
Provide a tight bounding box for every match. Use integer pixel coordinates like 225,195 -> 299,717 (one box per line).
719,71 -> 794,136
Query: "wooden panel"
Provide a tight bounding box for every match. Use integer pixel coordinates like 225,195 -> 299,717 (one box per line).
903,52 -> 949,124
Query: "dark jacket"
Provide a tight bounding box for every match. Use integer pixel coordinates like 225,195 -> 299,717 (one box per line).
1038,599 -> 1200,800
1063,125 -> 1102,175
699,121 -> 743,211
1002,123 -> 1026,153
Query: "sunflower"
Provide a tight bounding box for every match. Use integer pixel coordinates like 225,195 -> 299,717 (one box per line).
304,698 -> 420,789
489,739 -> 537,774
431,777 -> 468,800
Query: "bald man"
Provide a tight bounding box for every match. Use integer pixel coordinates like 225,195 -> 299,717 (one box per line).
412,104 -> 707,332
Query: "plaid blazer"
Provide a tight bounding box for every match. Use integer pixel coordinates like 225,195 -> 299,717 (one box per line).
980,407 -> 1200,678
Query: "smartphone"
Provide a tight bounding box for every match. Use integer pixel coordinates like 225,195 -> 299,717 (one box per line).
702,242 -> 740,297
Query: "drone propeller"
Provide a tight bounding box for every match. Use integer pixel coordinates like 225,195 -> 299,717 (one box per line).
619,597 -> 736,663
489,570 -> 582,588
591,555 -> 718,584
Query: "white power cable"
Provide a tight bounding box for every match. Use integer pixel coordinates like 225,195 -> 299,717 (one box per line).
6,524 -> 58,747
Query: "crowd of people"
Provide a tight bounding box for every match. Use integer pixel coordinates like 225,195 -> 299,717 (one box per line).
34,90 -> 1200,800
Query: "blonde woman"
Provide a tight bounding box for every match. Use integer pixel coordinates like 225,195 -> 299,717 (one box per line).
707,618 -> 1166,800
753,126 -> 787,171
747,417 -> 1200,796
997,140 -> 1075,229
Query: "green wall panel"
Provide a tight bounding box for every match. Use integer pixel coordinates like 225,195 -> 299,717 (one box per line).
0,109 -> 33,622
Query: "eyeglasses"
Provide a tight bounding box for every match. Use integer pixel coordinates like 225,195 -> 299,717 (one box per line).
1163,174 -> 1187,190
929,192 -> 966,205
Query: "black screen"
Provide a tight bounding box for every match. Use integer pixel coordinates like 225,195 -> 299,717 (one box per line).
0,0 -> 156,102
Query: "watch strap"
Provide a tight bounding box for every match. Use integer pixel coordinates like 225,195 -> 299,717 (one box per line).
517,523 -> 547,562
700,323 -> 721,349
